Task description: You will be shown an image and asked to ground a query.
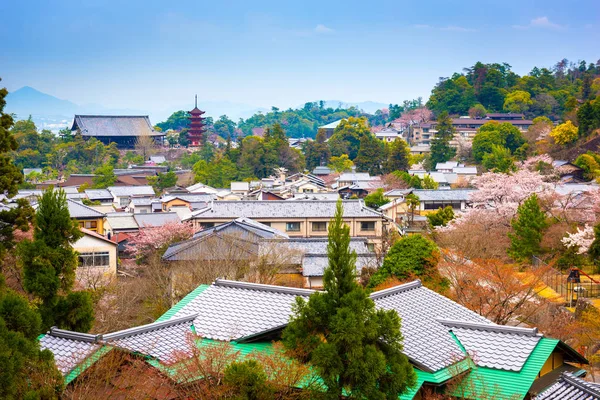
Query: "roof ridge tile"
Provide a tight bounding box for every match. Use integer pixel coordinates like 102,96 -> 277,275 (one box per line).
369,280 -> 422,300
438,318 -> 540,336
214,278 -> 315,296
102,314 -> 196,341
49,327 -> 101,343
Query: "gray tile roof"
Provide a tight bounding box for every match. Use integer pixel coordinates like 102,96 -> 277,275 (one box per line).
72,115 -> 163,138
171,279 -> 314,341
439,319 -> 541,372
189,200 -> 383,220
338,172 -> 372,182
411,189 -> 476,202
535,373 -> 600,400
107,185 -> 155,197
106,212 -> 139,230
85,189 -> 113,200
65,199 -> 106,219
39,329 -> 101,375
103,315 -> 196,363
372,281 -> 491,372
129,197 -> 156,206
134,212 -> 180,227
302,254 -> 377,277
290,193 -> 340,201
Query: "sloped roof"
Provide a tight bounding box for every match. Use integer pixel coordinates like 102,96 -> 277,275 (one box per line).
188,200 -> 383,220
440,319 -> 541,372
39,329 -> 101,374
72,115 -> 163,137
302,254 -> 376,277
411,189 -> 476,202
105,213 -> 138,230
108,185 -> 155,197
291,193 -> 340,201
84,189 -> 113,200
372,281 -> 491,372
134,212 -> 180,227
338,172 -> 372,182
535,372 -> 600,400
171,279 -> 314,341
318,119 -> 343,129
66,199 -> 106,219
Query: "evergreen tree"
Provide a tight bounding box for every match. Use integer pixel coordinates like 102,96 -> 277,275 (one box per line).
304,129 -> 331,171
426,206 -> 455,227
364,188 -> 390,209
92,163 -> 117,188
19,188 -> 94,331
508,194 -> 548,261
0,81 -> 23,197
282,200 -> 416,399
429,112 -> 456,167
355,133 -> 385,175
383,138 -> 411,173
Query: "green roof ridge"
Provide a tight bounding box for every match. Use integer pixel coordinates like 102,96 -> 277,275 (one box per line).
64,345 -> 113,385
156,284 -> 210,322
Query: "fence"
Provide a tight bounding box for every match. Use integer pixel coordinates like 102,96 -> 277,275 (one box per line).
531,256 -> 600,303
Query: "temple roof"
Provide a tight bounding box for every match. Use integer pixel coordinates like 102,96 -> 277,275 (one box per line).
72,115 -> 162,138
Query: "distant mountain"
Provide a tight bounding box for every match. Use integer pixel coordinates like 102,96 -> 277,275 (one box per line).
321,100 -> 389,114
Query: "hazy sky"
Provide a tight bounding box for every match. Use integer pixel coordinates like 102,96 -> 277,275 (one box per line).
1,0 -> 599,111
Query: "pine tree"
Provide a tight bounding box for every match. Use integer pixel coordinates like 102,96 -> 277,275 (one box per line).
383,138 -> 411,173
429,111 -> 456,167
355,133 -> 385,175
282,200 -> 416,398
19,188 -> 94,331
0,81 -> 23,197
508,194 -> 548,261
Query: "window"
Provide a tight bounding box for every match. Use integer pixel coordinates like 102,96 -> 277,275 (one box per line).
361,221 -> 375,231
259,222 -> 271,227
119,197 -> 130,208
286,222 -> 301,232
303,188 -> 314,193
423,201 -> 462,210
78,252 -> 110,268
312,222 -> 327,232
367,243 -> 375,252
200,222 -> 215,229
80,220 -> 97,229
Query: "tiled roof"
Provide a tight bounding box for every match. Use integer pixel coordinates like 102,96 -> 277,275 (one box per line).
103,315 -> 196,364
129,197 -> 156,206
302,254 -> 377,277
72,115 -> 163,138
411,189 -> 476,202
171,279 -> 314,341
84,189 -> 113,200
188,200 -> 383,220
39,329 -> 101,375
105,213 -> 139,230
372,281 -> 491,372
291,193 -> 340,201
535,372 -> 600,400
338,172 -> 372,182
108,185 -> 155,197
134,212 -> 180,227
66,199 -> 106,218
161,194 -> 215,203
318,119 -> 343,129
440,319 -> 541,372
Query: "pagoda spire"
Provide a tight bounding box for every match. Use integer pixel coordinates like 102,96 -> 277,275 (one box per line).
188,96 -> 207,147
195,94 -> 197,108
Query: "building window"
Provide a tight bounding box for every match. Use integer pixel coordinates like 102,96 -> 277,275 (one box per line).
361,221 -> 375,231
312,222 -> 327,232
80,220 -> 97,230
304,188 -> 314,193
200,222 -> 215,229
119,197 -> 130,208
286,222 -> 301,232
260,222 -> 271,227
423,201 -> 462,210
78,252 -> 110,268
367,243 -> 375,252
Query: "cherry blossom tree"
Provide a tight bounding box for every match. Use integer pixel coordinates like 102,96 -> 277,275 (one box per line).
126,221 -> 194,259
393,107 -> 433,129
562,225 -> 595,254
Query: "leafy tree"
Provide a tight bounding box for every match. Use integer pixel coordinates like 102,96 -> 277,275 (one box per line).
429,111 -> 456,167
421,174 -> 439,189
213,115 -> 236,139
0,82 -> 23,196
481,145 -> 516,173
303,129 -> 331,171
468,104 -> 487,118
193,156 -> 238,188
328,154 -> 354,173
18,188 -> 94,331
508,193 -> 548,261
503,90 -> 533,113
472,121 -> 526,162
92,163 -> 117,188
328,117 -> 371,159
368,234 -> 442,289
427,74 -> 477,115
577,100 -> 600,137
383,138 -> 411,173
355,133 -> 385,175
156,110 -> 190,131
223,359 -> 273,399
574,152 -> 600,180
427,206 -> 455,227
282,200 -> 416,398
147,171 -> 178,193
364,188 -> 390,209
405,193 -> 420,224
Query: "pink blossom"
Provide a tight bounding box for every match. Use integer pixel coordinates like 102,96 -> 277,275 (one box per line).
394,107 -> 433,129
562,225 -> 595,254
126,221 -> 194,257
519,155 -> 554,171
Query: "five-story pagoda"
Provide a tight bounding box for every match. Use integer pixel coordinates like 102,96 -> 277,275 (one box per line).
188,95 -> 207,146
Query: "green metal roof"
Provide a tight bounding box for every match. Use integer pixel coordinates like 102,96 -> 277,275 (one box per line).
400,359 -> 473,399
451,337 -> 559,400
319,119 -> 343,129
156,284 -> 210,322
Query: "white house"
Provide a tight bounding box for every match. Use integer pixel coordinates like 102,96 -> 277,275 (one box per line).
74,228 -> 118,288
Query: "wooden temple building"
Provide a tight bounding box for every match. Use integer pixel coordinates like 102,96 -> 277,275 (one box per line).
71,115 -> 165,149
188,95 -> 207,146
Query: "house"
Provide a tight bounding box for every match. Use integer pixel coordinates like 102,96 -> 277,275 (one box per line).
84,189 -> 114,205
71,115 -> 165,149
410,144 -> 431,155
104,212 -> 139,235
318,119 -> 343,139
411,189 -> 475,213
230,182 -> 250,196
533,372 -> 600,399
186,182 -> 219,194
126,197 -> 156,214
375,127 -> 403,143
107,185 -> 155,209
186,200 -> 387,240
552,160 -> 585,182
160,194 -> 214,211
39,279 -> 588,399
133,212 -> 180,228
435,161 -> 463,172
312,165 -> 333,176
336,172 -> 373,187
259,237 -> 376,288
61,169 -> 157,188
149,155 -> 166,164
73,228 -> 117,287
291,192 -> 340,201
68,199 -> 107,234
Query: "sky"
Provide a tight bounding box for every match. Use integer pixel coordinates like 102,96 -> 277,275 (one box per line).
1,0 -> 599,113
